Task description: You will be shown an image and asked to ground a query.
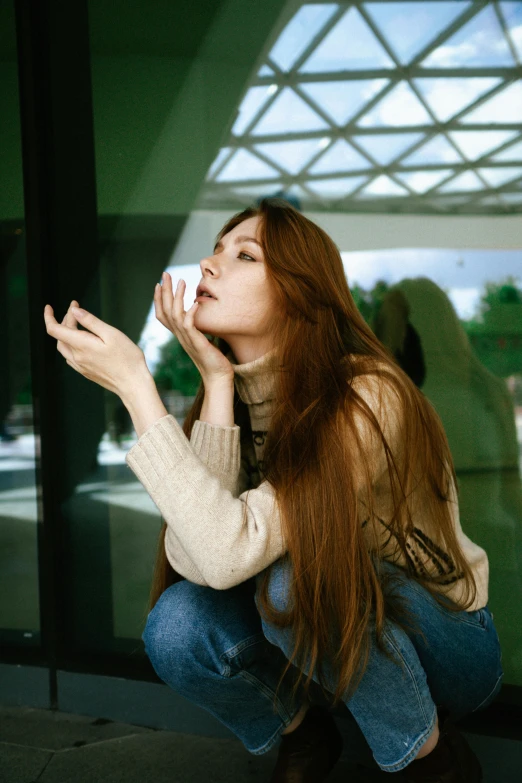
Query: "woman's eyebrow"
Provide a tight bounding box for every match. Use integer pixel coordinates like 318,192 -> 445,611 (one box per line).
213,236 -> 262,252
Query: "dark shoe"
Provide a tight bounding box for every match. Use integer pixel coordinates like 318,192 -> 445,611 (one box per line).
269,703 -> 344,782
402,713 -> 482,782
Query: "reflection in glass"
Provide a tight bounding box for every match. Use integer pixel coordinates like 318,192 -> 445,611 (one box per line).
371,275 -> 522,684
0,1 -> 39,647
83,0 -> 522,683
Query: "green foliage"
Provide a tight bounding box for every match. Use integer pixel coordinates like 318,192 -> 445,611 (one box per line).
468,276 -> 522,324
153,335 -> 202,396
350,275 -> 522,380
461,277 -> 522,378
350,280 -> 390,326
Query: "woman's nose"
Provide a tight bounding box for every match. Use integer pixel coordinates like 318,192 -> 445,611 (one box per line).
200,255 -> 219,276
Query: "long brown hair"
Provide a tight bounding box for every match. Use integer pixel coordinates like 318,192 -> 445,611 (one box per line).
148,198 -> 477,710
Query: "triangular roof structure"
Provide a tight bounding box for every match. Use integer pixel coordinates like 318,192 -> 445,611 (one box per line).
200,0 -> 522,214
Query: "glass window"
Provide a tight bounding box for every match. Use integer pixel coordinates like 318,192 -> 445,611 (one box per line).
309,139 -> 371,175
490,140 -> 522,163
198,1 -> 521,215
251,87 -> 329,135
231,86 -> 277,136
401,135 -> 464,166
253,139 -> 328,176
84,0 -> 522,692
352,132 -> 425,165
300,79 -> 389,125
422,4 -> 516,67
437,171 -> 485,193
268,3 -> 339,72
216,149 -> 279,182
343,246 -> 522,686
364,1 -> 471,64
300,7 -> 395,72
478,167 -> 522,188
449,130 -> 520,161
357,82 -> 432,128
0,0 -> 40,648
357,175 -> 409,197
414,77 -> 502,122
500,1 -> 522,60
396,169 -> 455,193
305,175 -> 368,200
461,82 -> 522,125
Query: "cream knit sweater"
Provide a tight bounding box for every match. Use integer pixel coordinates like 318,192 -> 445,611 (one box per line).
125,348 -> 489,610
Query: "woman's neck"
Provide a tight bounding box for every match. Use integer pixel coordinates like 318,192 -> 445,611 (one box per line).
224,337 -> 275,365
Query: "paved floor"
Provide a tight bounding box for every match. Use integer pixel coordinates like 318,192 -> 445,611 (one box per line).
2,705 -> 522,783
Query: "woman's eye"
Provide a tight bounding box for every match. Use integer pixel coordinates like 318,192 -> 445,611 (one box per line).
238,252 -> 255,262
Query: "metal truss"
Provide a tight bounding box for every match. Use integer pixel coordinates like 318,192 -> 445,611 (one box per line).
200,0 -> 522,215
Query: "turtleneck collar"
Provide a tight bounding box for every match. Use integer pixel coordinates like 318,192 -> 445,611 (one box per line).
225,347 -> 280,405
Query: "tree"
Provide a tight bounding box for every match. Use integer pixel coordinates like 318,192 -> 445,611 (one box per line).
153,335 -> 201,396
462,277 -> 522,378
350,280 -> 390,326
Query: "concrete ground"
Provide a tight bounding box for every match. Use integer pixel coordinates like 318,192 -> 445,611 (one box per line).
2,705 -> 522,783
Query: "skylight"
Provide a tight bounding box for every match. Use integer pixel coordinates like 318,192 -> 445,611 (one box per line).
201,0 -> 522,215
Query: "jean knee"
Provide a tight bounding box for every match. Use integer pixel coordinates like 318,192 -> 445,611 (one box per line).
255,557 -> 293,616
142,581 -> 201,681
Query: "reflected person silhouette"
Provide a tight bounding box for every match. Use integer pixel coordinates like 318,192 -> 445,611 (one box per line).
375,277 -> 522,686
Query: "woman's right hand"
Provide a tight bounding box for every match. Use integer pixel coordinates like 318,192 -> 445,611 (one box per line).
154,272 -> 234,386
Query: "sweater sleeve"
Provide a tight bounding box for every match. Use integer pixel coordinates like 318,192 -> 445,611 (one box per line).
125,414 -> 285,589
189,419 -> 241,496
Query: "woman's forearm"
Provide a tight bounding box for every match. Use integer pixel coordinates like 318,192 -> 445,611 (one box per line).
120,368 -> 169,439
200,377 -> 235,427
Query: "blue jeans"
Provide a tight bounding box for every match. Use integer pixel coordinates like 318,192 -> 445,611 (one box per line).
142,558 -> 503,773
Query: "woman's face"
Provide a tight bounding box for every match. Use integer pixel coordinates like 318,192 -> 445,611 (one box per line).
194,215 -> 279,364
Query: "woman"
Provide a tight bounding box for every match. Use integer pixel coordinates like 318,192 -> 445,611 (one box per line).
44,199 -> 502,782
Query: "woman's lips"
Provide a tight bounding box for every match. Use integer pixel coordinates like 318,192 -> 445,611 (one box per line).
195,295 -> 217,302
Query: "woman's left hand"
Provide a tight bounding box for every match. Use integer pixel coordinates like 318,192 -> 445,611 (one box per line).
44,300 -> 149,397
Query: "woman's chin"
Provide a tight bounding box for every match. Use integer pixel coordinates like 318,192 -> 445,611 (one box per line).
194,312 -> 219,337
